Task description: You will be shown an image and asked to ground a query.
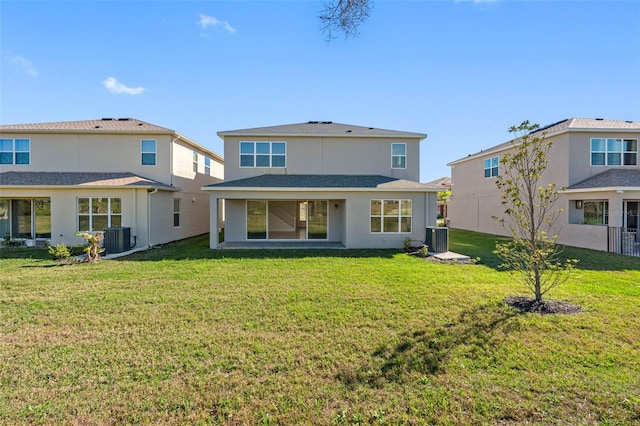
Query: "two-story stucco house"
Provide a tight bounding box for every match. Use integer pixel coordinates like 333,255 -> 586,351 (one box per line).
203,121 -> 439,249
448,118 -> 640,254
0,118 -> 223,249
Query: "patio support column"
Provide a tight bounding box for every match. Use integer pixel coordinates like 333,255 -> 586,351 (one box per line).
610,191 -> 624,228
210,195 -> 218,249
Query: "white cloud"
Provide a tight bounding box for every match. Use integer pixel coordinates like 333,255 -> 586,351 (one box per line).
198,14 -> 236,34
8,54 -> 38,76
102,77 -> 147,95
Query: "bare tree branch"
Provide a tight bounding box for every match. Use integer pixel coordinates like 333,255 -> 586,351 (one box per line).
319,0 -> 372,41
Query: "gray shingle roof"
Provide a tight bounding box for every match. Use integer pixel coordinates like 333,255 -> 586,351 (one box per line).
205,174 -> 437,191
0,118 -> 173,133
568,169 -> 640,190
217,122 -> 427,139
0,172 -> 176,190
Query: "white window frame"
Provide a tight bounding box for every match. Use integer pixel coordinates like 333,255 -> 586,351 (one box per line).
239,141 -> 287,168
391,143 -> 406,169
370,199 -> 412,234
582,200 -> 609,225
484,156 -> 499,178
204,156 -> 211,176
141,139 -> 157,166
77,197 -> 122,232
173,198 -> 180,227
0,138 -> 31,165
590,138 -> 638,166
193,151 -> 199,173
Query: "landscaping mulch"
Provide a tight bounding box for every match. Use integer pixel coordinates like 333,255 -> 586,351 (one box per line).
505,295 -> 583,315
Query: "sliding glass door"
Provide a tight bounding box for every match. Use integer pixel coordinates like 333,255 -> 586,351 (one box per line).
0,198 -> 51,240
246,200 -> 328,240
307,201 -> 327,239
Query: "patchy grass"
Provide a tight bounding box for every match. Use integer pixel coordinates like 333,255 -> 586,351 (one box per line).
1,231 -> 639,424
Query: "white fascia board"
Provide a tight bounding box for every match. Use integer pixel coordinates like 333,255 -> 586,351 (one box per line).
562,187 -> 640,194
201,186 -> 438,193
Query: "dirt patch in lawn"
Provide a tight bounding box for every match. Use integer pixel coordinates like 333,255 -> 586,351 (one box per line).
505,295 -> 583,315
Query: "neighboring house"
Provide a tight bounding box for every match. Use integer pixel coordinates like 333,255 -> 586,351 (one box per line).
0,118 -> 223,249
424,176 -> 451,219
203,121 -> 439,249
447,118 -> 640,254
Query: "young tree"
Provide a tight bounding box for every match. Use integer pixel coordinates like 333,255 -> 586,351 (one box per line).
492,121 -> 577,303
319,0 -> 372,40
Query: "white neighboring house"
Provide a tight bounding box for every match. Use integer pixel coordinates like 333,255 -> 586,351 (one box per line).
203,121 -> 440,249
447,118 -> 640,255
0,118 -> 223,250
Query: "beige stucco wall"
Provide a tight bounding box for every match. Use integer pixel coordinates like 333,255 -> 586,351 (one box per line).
448,129 -> 640,251
0,187 -> 151,247
1,130 -> 224,246
209,190 -> 436,249
222,136 -> 421,182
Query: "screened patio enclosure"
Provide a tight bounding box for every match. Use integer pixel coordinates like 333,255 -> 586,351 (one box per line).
246,200 -> 328,240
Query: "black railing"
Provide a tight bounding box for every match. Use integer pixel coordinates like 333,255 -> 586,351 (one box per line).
608,227 -> 639,257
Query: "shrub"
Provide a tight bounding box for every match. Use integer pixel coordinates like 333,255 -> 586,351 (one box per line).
48,243 -> 71,261
419,244 -> 429,257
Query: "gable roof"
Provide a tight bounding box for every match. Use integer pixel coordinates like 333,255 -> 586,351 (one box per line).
424,176 -> 451,188
203,174 -> 439,192
0,172 -> 177,190
0,118 -> 173,133
217,122 -> 427,140
566,169 -> 640,191
448,118 -> 640,166
0,118 -> 223,162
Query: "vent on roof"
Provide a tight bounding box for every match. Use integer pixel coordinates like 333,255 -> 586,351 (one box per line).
595,118 -> 604,121
118,118 -> 130,121
321,121 -> 332,124
530,118 -> 568,134
101,118 -> 114,121
626,120 -> 633,123
308,121 -> 319,124
138,123 -> 144,126
346,130 -> 352,133
368,127 -> 374,130
94,125 -> 101,129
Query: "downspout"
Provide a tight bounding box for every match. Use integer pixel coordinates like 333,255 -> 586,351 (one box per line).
147,188 -> 158,247
170,134 -> 179,187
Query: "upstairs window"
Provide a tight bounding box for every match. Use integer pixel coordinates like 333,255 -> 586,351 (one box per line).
141,139 -> 156,166
484,156 -> 499,178
204,156 -> 211,176
591,138 -> 637,166
391,143 -> 406,169
0,138 -> 30,165
240,141 -> 286,168
193,151 -> 198,173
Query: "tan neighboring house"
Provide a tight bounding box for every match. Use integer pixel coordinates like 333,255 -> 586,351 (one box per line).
448,118 -> 640,255
424,176 -> 451,219
203,121 -> 439,249
0,118 -> 223,250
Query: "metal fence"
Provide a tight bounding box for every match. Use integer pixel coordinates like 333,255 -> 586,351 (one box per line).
608,227 -> 640,257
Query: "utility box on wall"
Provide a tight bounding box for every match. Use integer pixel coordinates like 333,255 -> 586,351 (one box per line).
103,227 -> 132,253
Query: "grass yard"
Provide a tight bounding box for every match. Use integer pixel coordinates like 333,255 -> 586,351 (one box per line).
1,230 -> 639,425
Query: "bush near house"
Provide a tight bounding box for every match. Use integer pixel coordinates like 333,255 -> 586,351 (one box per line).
0,230 -> 638,424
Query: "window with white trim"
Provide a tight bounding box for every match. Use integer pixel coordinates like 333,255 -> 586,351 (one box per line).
204,156 -> 211,176
173,198 -> 180,227
141,139 -> 156,166
0,138 -> 30,165
370,199 -> 412,233
240,141 -> 286,168
193,151 -> 198,173
484,156 -> 499,178
591,138 -> 637,166
78,197 -> 122,231
391,143 -> 406,169
583,201 -> 608,225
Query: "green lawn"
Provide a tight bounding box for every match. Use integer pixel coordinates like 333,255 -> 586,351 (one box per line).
1,230 -> 639,425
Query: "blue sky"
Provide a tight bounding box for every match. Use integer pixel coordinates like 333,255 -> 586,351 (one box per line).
2,0 -> 639,182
